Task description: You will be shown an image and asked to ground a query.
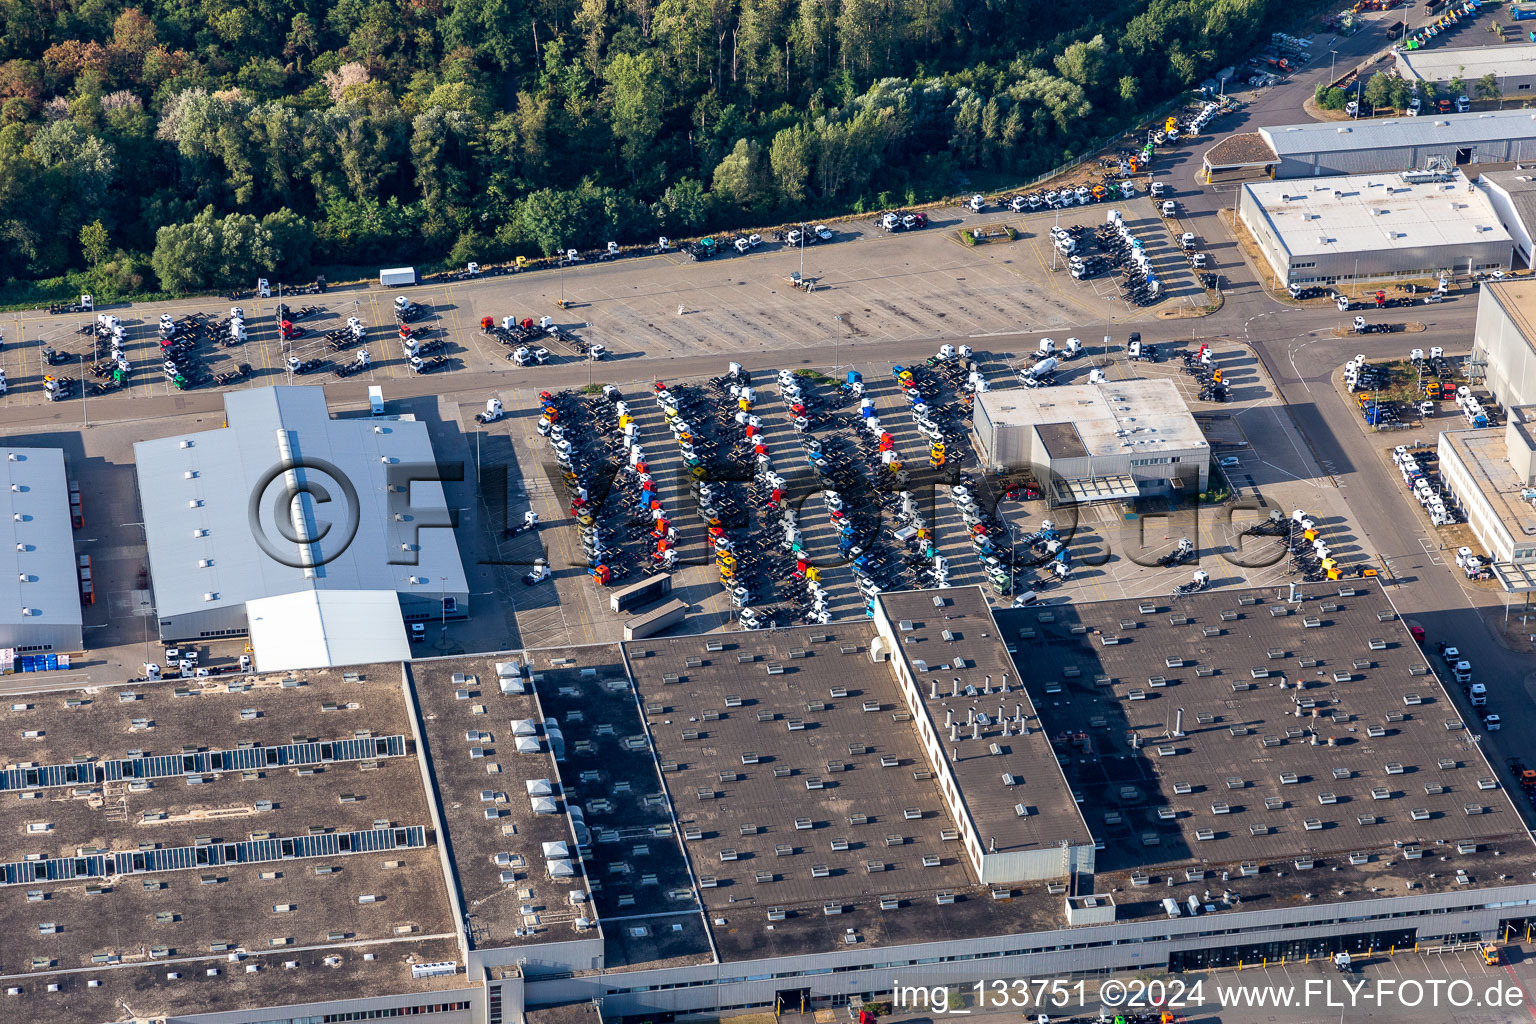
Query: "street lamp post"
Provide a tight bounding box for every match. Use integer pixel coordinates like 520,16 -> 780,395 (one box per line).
1329,49 -> 1338,86
79,353 -> 87,428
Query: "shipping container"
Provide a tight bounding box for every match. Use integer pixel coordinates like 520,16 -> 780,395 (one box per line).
623,598 -> 688,640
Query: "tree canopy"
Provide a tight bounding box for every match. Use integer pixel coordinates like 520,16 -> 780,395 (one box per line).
0,0 -> 1290,294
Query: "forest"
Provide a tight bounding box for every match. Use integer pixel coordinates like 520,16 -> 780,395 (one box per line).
0,0 -> 1289,296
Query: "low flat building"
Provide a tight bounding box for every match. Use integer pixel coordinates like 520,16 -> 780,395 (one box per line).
972,380 -> 1209,504
1439,405 -> 1536,570
1239,168 -> 1513,287
133,385 -> 467,658
1206,109 -> 1536,180
0,447 -> 81,654
1395,43 -> 1536,95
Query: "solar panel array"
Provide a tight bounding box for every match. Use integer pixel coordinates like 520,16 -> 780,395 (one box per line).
0,735 -> 407,793
1,826 -> 427,887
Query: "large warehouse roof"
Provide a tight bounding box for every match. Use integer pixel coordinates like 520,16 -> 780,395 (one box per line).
0,448 -> 80,646
1260,109 -> 1536,157
134,386 -> 465,624
1243,169 -> 1511,258
1397,43 -> 1536,83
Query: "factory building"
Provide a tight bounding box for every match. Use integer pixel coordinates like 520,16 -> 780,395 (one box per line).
1204,108 -> 1536,180
0,447 -> 82,653
133,385 -> 466,661
1476,168 -> 1536,266
1472,278 -> 1536,409
5,586 -> 1533,1024
972,380 -> 1209,504
1441,280 -> 1536,580
1239,168 -> 1512,286
1438,406 -> 1536,569
1395,43 -> 1536,97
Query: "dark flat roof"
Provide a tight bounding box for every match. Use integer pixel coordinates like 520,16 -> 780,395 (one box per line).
999,583 -> 1526,870
0,669 -> 458,1016
522,645 -> 711,969
410,656 -> 595,950
1035,422 -> 1089,460
5,936 -> 467,1024
878,588 -> 1094,856
626,624 -> 1047,960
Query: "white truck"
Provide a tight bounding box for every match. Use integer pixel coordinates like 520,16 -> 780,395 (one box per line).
379,267 -> 417,287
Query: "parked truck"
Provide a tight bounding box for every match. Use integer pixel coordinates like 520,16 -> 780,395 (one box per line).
379,266 -> 417,287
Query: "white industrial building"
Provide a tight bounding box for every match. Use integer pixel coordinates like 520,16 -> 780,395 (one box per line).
1438,407 -> 1536,570
133,386 -> 467,660
245,589 -> 412,673
1239,168 -> 1513,286
1395,44 -> 1536,96
1472,278 -> 1536,408
972,380 -> 1209,505
1439,281 -> 1536,583
0,447 -> 82,653
1477,168 -> 1536,267
1204,109 -> 1536,180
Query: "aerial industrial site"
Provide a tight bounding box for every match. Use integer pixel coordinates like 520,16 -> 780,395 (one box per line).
10,3 -> 1536,1023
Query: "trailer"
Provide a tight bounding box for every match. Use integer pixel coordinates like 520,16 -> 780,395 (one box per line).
368,385 -> 385,416
379,267 -> 417,287
623,598 -> 688,640
611,573 -> 674,615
